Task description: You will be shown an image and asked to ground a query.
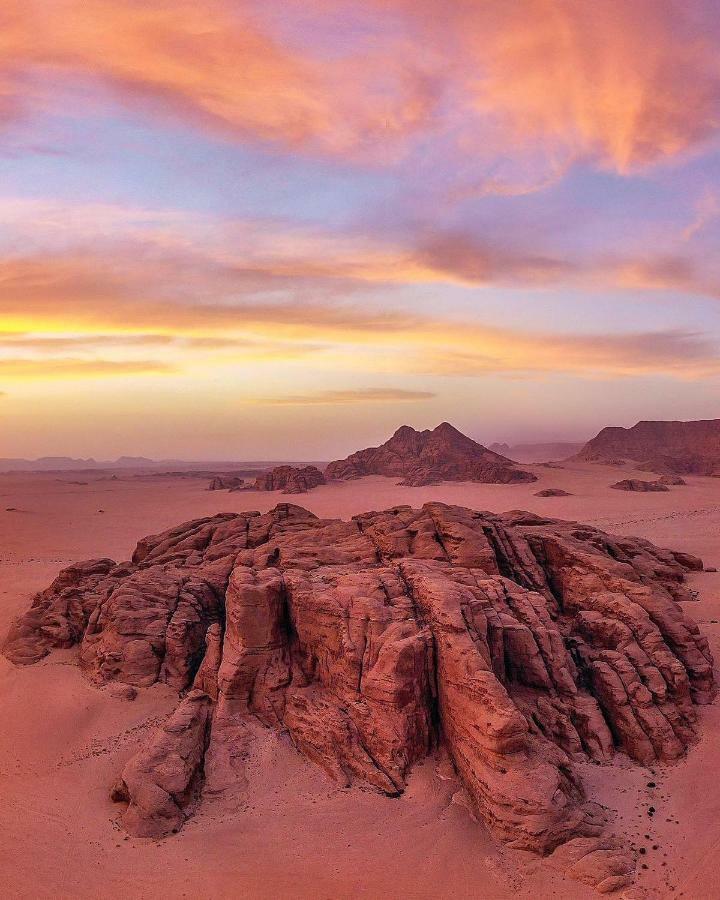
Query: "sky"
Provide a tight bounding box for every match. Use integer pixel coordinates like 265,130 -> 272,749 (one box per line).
1,0 -> 720,459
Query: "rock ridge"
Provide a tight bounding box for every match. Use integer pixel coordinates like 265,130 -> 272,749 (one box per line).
577,419 -> 720,476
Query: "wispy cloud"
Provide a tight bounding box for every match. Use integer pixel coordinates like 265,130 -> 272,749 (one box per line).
260,388 -> 436,405
0,358 -> 175,378
0,1 -> 435,160
0,0 -> 718,179
0,246 -> 716,382
2,198 -> 719,313
683,188 -> 720,241
399,327 -> 720,379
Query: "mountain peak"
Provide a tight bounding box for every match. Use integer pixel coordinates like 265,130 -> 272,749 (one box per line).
326,423 -> 536,485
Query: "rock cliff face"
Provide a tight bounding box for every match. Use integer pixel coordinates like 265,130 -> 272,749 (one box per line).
254,465 -> 325,493
577,420 -> 720,476
3,502 -> 713,891
326,423 -> 536,485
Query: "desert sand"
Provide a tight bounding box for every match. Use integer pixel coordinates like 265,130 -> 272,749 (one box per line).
2,461 -> 720,899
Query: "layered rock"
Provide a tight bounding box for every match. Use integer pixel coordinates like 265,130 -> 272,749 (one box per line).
208,476 -> 245,491
254,465 -> 325,494
327,423 -> 536,485
4,503 -> 713,892
577,419 -> 720,476
610,479 -> 669,493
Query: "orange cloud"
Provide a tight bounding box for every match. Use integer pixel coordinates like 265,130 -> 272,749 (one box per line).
466,0 -> 720,172
0,0 -> 434,158
0,0 -> 716,175
0,249 -> 717,382
0,358 -> 175,379
260,388 -> 436,405
376,0 -> 720,176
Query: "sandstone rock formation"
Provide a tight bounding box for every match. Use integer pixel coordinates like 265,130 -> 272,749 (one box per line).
490,442 -> 586,463
535,489 -> 573,497
326,423 -> 536,485
208,476 -> 245,491
610,480 -> 670,493
254,465 -> 325,494
577,420 -> 720,476
4,502 -> 713,892
658,475 -> 687,486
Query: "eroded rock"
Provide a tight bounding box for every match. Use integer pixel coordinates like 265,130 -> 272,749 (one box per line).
3,502 -> 713,892
208,476 -> 245,491
326,422 -> 536,485
577,419 -> 720,476
254,465 -> 326,493
610,480 -> 669,493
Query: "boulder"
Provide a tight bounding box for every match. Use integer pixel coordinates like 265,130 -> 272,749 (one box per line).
610,479 -> 670,492
658,475 -> 687,486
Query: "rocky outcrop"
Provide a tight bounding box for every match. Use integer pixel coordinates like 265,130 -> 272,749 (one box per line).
577,420 -> 720,476
535,489 -> 573,497
658,475 -> 686,486
254,465 -> 325,494
490,442 -> 586,464
610,480 -> 669,493
326,423 -> 536,485
208,476 -> 245,491
3,502 -> 713,892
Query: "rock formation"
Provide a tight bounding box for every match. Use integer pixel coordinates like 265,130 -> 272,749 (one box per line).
534,489 -> 573,497
658,475 -> 686,486
208,476 -> 245,491
254,465 -> 325,494
610,480 -> 670,493
577,420 -> 720,476
326,423 -> 536,486
490,442 -> 586,463
4,502 -> 713,892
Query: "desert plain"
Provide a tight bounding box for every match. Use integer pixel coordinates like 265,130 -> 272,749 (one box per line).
2,461 -> 719,900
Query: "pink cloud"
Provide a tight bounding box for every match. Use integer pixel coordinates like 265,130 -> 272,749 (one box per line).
0,0 -> 716,177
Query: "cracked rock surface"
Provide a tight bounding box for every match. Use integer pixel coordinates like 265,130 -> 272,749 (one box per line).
3,502 -> 714,892
253,464 -> 326,493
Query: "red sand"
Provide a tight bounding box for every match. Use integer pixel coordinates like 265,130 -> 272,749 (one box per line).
2,461 -> 719,898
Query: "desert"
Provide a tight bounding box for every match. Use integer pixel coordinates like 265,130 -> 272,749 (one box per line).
3,446 -> 720,899
3,2 -> 720,897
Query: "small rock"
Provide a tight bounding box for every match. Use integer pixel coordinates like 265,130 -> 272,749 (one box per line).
110,684 -> 138,702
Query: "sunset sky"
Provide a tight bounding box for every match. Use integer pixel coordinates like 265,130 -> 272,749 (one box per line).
1,0 -> 720,459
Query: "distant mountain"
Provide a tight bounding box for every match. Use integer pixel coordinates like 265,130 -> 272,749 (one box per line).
488,441 -> 586,463
0,456 -> 99,471
0,456 -> 323,473
325,422 -> 537,485
576,419 -> 720,475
